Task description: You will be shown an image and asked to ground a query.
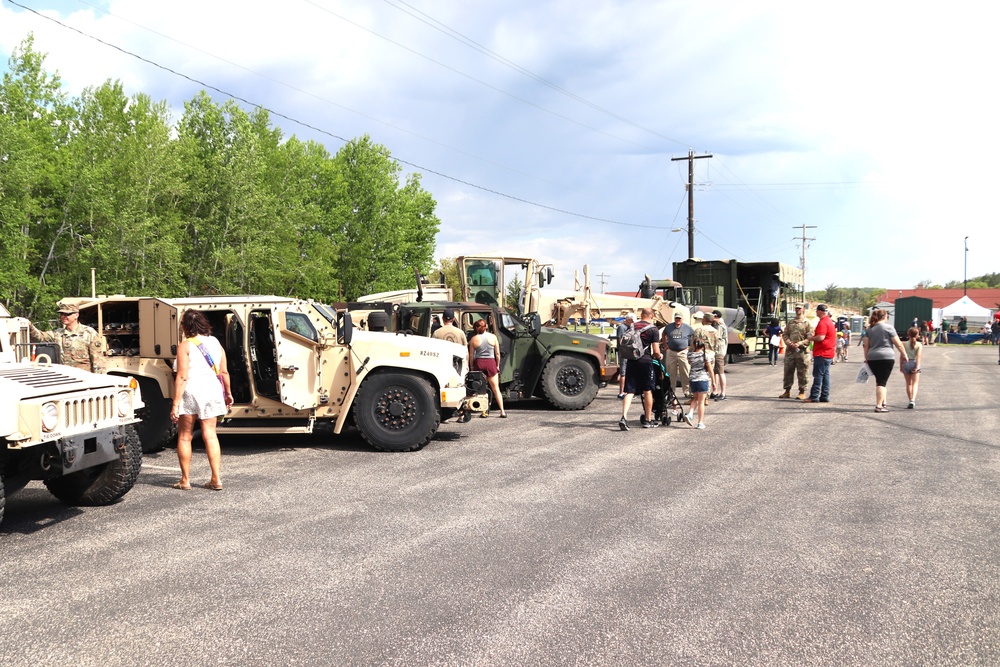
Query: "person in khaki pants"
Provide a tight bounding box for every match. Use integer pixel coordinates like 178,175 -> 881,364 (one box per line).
663,313 -> 693,397
779,304 -> 813,400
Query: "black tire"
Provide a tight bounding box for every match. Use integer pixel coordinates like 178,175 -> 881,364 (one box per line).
0,471 -> 5,526
45,425 -> 142,506
132,379 -> 176,453
353,372 -> 440,452
541,354 -> 600,410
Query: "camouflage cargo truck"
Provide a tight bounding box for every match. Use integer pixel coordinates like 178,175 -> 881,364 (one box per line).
60,296 -> 472,453
1,305 -> 143,525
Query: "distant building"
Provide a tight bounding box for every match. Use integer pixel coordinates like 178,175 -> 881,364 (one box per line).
875,288 -> 1000,311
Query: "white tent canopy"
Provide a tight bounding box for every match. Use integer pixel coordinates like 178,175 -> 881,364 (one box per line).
941,296 -> 992,318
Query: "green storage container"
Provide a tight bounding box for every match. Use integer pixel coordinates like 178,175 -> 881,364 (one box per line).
893,296 -> 933,335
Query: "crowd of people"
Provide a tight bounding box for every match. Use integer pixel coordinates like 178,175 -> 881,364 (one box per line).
616,307 -> 729,431
612,301 -> 957,430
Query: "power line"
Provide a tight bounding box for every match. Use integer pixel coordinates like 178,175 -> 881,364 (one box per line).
60,0 -> 642,214
5,0 -> 673,231
298,0 -> 659,151
377,0 -> 689,148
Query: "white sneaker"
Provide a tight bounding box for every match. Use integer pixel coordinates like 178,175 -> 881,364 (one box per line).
696,423 -> 706,429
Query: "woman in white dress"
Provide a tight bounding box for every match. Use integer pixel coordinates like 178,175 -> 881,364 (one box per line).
170,310 -> 233,490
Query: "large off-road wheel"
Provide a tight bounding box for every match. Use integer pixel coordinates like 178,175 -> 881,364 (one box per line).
541,354 -> 600,410
132,380 -> 176,453
45,425 -> 142,506
353,372 -> 440,452
0,471 -> 5,525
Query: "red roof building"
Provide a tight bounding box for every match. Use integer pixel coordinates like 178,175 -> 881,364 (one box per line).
875,289 -> 1000,310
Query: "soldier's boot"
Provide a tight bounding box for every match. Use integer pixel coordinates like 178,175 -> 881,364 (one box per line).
778,389 -> 791,399
796,391 -> 807,400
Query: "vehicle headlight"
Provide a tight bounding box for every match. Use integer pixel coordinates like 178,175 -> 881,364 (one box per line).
41,402 -> 59,432
117,390 -> 133,417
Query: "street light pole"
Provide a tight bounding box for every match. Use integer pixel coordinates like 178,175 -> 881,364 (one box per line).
964,236 -> 969,296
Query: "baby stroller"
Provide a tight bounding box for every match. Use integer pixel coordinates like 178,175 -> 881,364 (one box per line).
651,359 -> 693,426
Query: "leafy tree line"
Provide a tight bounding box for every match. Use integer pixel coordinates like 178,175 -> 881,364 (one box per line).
916,274 -> 1000,290
805,284 -> 885,313
806,272 -> 1000,314
1,36 -> 440,322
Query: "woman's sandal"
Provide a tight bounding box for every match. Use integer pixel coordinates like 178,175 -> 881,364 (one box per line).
172,481 -> 191,490
204,481 -> 223,491
500,412 -> 508,418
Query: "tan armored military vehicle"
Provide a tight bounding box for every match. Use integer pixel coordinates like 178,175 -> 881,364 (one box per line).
60,296 -> 471,453
1,305 -> 143,525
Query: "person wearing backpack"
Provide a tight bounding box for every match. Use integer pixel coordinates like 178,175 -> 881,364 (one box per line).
619,307 -> 662,431
615,312 -> 636,399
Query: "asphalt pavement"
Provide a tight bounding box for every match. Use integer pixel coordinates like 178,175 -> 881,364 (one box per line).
2,343 -> 999,666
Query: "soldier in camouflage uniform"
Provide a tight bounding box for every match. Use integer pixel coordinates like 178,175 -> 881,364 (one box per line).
29,302 -> 105,373
779,303 -> 812,399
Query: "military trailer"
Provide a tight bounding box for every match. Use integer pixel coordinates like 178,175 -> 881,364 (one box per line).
1,304 -> 143,525
60,296 -> 471,453
350,299 -> 615,411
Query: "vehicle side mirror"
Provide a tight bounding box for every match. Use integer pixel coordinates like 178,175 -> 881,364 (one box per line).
543,267 -> 554,286
526,312 -> 541,336
338,312 -> 354,345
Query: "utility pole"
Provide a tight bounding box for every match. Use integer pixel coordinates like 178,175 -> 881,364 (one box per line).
671,149 -> 712,259
596,272 -> 610,294
793,224 -> 817,297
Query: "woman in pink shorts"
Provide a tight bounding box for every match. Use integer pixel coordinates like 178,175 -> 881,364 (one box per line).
469,318 -> 506,417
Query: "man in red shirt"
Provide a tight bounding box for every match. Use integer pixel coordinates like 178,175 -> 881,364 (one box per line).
803,304 -> 836,403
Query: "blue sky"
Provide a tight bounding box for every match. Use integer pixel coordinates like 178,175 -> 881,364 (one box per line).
3,0 -> 998,293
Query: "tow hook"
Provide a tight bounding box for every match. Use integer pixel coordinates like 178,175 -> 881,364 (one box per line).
61,445 -> 78,468
40,450 -> 58,471
113,430 -> 127,452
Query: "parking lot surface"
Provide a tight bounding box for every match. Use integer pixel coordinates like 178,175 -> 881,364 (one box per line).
3,344 -> 999,666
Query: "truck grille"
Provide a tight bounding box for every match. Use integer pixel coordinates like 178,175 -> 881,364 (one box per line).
63,394 -> 116,429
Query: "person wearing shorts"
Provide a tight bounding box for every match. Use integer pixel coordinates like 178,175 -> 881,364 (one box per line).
469,318 -> 506,418
863,308 -> 909,412
619,308 -> 661,430
685,338 -> 712,429
615,312 -> 636,399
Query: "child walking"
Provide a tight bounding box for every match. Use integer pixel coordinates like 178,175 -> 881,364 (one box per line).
902,326 -> 923,408
685,338 -> 713,429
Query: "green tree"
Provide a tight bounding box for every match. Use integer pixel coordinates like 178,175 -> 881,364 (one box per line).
437,257 -> 462,298
0,35 -> 443,310
65,81 -> 187,296
0,35 -> 75,317
823,283 -> 839,305
328,135 -> 439,299
175,93 -> 297,295
505,273 -> 524,311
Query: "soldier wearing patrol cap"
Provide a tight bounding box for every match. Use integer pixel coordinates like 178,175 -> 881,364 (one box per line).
29,301 -> 106,373
779,303 -> 812,399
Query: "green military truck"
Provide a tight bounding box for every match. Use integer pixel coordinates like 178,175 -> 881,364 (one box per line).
670,258 -> 804,359
1,304 -> 143,525
60,296 -> 472,453
351,299 -> 616,411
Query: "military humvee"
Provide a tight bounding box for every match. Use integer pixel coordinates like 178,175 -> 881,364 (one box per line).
350,300 -> 615,411
61,296 -> 472,453
1,305 -> 143,525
